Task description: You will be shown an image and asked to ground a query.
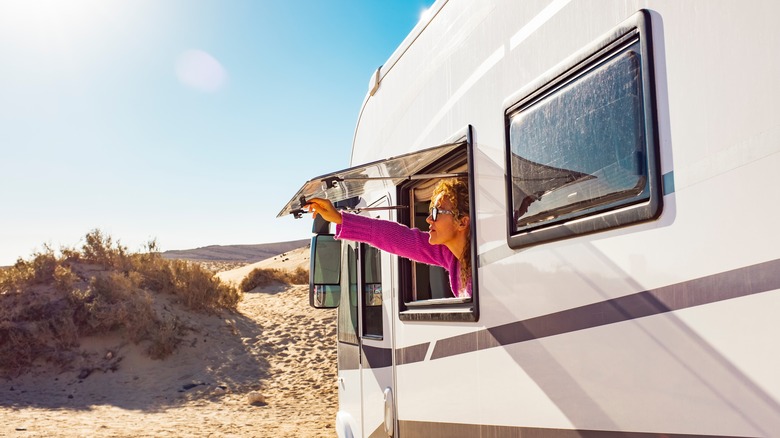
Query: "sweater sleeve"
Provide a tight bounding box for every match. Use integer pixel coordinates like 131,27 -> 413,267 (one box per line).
334,212 -> 452,268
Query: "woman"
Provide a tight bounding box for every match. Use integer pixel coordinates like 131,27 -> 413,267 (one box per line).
306,178 -> 472,298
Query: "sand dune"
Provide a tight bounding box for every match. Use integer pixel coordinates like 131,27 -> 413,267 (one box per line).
0,248 -> 337,437
216,246 -> 310,286
161,240 -> 310,263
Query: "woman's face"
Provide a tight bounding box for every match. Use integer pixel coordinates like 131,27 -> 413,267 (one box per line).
426,193 -> 466,246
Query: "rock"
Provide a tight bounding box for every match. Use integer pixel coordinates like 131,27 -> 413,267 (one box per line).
247,391 -> 266,405
180,382 -> 206,391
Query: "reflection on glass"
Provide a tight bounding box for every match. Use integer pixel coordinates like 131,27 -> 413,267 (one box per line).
363,245 -> 381,284
349,246 -> 358,336
312,235 -> 341,284
313,285 -> 340,307
508,42 -> 648,232
361,244 -> 383,337
364,283 -> 382,306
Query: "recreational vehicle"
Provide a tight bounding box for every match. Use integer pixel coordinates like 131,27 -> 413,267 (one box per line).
279,0 -> 780,436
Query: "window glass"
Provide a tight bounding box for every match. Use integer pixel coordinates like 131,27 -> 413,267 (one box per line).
312,235 -> 341,284
508,42 -> 647,233
505,22 -> 661,250
362,245 -> 383,338
337,244 -> 359,344
310,235 -> 341,308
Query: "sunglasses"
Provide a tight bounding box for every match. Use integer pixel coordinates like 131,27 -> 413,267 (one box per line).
428,207 -> 455,221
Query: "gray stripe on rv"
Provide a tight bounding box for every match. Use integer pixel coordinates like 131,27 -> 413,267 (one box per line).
386,258 -> 780,365
431,257 -> 780,360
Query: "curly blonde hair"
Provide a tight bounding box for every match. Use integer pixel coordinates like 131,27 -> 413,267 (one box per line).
431,178 -> 471,291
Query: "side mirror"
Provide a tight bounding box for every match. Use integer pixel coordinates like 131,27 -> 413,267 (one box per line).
309,234 -> 341,308
312,213 -> 330,235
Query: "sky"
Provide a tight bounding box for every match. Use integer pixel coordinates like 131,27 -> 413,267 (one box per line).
0,0 -> 436,265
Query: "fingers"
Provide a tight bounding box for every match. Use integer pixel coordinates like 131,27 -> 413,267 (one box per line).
305,198 -> 322,209
307,202 -> 320,219
304,197 -> 342,225
304,198 -> 334,222
306,198 -> 331,212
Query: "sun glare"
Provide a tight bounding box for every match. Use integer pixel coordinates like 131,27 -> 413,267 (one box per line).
175,49 -> 228,93
0,0 -> 115,48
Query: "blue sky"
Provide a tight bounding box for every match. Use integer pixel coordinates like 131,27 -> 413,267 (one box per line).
0,0 -> 435,265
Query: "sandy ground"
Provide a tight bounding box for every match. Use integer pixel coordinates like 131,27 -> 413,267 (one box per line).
0,248 -> 338,438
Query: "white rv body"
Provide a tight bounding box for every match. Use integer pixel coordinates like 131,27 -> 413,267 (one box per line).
282,1 -> 780,436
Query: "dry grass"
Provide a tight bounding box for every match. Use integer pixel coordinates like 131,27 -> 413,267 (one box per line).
0,230 -> 245,375
239,267 -> 308,292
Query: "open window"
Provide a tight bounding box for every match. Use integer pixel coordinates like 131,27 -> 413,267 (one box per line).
280,126 -> 479,323
504,10 -> 662,249
396,129 -> 478,322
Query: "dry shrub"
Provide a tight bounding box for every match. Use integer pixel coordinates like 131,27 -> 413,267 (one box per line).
131,252 -> 176,293
81,229 -> 131,270
289,266 -> 309,285
69,271 -> 187,359
240,266 -> 309,292
169,260 -> 243,312
0,288 -> 79,372
0,229 -> 242,376
128,243 -> 242,311
70,272 -> 156,341
53,265 -> 77,292
240,268 -> 280,291
147,317 -> 181,360
0,247 -> 58,293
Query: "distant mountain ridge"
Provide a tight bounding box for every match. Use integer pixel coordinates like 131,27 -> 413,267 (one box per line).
161,239 -> 310,263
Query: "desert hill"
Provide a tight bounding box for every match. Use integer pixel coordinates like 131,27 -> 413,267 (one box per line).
161,239 -> 310,263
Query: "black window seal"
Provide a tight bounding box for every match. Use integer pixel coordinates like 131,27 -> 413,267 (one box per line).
503,9 -> 662,250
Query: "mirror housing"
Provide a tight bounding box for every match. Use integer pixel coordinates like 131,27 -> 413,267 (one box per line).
309,234 -> 341,308
312,214 -> 330,235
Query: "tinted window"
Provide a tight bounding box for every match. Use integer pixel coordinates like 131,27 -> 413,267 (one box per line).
337,244 -> 359,344
362,244 -> 383,338
505,19 -> 661,248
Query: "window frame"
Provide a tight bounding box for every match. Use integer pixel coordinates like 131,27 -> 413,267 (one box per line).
337,242 -> 359,345
360,243 -> 384,339
397,126 -> 479,322
503,10 -> 662,249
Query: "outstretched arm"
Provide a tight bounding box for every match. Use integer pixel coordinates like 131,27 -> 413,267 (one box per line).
335,212 -> 452,268
305,197 -> 452,267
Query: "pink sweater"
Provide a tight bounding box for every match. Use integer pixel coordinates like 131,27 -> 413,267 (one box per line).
335,213 -> 472,298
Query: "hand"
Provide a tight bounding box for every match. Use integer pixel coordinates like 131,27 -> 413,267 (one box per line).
306,198 -> 343,224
